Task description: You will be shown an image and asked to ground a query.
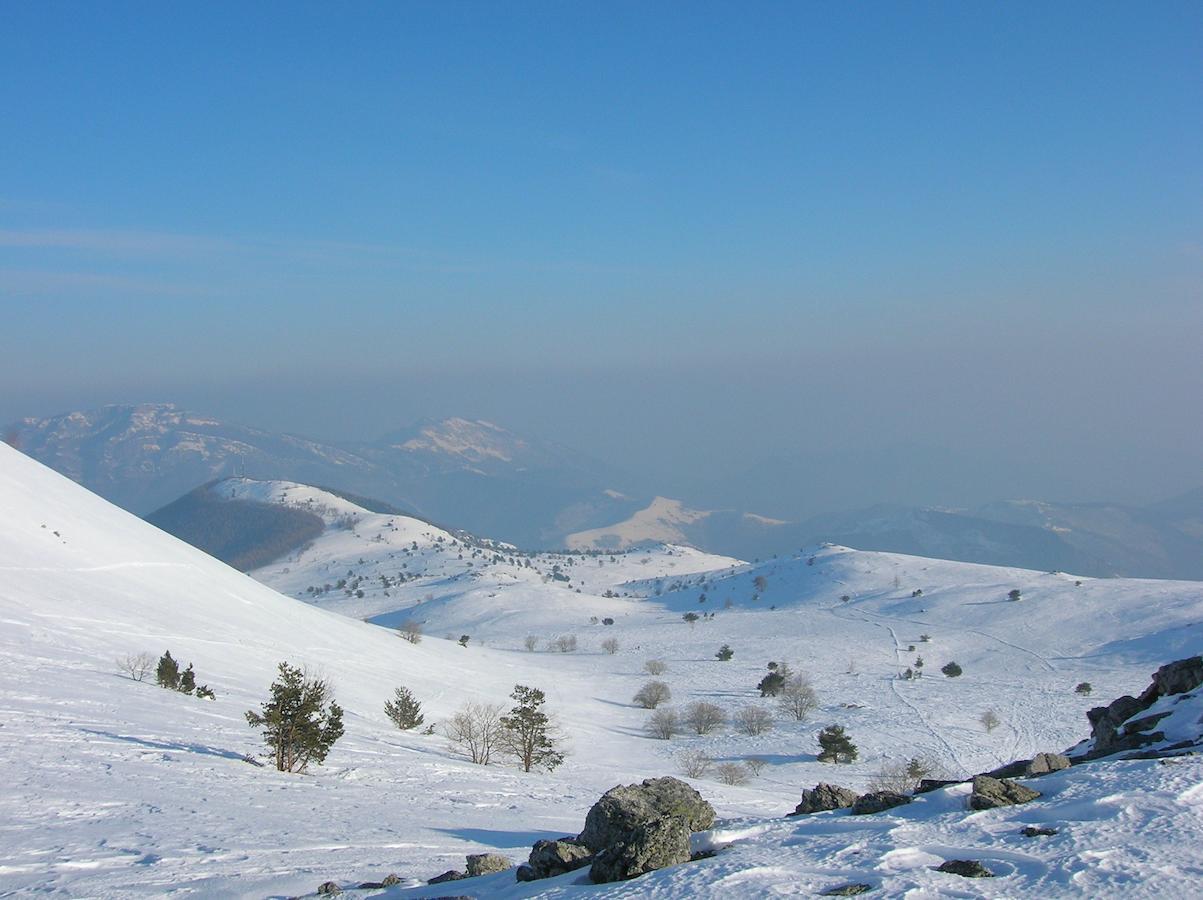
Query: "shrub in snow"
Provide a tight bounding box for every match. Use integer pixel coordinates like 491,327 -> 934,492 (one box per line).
713,762 -> 750,785
397,620 -> 422,644
634,680 -> 671,709
679,749 -> 712,778
980,709 -> 1000,732
817,725 -> 858,763
1075,681 -> 1093,696
941,661 -> 963,678
458,634 -> 470,647
246,662 -> 345,772
682,701 -> 726,735
733,705 -> 774,736
645,707 -> 680,739
644,659 -> 668,676
715,644 -> 734,661
778,674 -> 819,721
384,686 -> 424,730
744,756 -> 767,776
523,635 -> 539,651
601,637 -> 620,655
552,634 -> 578,652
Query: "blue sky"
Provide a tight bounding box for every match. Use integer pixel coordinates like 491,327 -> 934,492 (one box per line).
1,2 -> 1200,507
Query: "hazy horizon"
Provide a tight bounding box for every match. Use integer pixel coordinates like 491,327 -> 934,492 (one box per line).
3,3 -> 1200,517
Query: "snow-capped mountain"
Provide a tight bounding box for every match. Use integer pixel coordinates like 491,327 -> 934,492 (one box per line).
6,448 -> 1203,896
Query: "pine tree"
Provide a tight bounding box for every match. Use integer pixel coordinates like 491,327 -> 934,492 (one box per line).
246,662 -> 345,772
716,644 -> 734,661
155,651 -> 180,690
384,686 -> 424,730
817,725 -> 858,763
499,684 -> 564,772
178,664 -> 196,695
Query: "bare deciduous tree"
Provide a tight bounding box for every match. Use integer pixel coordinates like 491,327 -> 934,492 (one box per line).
980,709 -> 1000,733
601,637 -> 620,655
552,634 -> 578,653
733,705 -> 774,736
644,659 -> 668,676
646,707 -> 680,740
744,756 -> 767,776
443,702 -> 505,765
679,749 -> 712,778
713,762 -> 750,785
117,652 -> 154,682
633,680 -> 672,709
523,635 -> 539,652
682,700 -> 726,735
778,674 -> 819,722
397,620 -> 422,644
868,756 -> 943,794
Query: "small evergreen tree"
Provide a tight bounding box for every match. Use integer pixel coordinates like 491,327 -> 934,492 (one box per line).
500,684 -> 563,772
817,725 -> 858,763
246,662 -> 345,772
941,661 -> 963,678
196,684 -> 216,700
155,651 -> 180,690
757,666 -> 786,697
384,686 -> 424,730
178,664 -> 196,695
715,644 -> 734,661
1075,681 -> 1093,696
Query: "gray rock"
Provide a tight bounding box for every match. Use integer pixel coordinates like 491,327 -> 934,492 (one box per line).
316,883 -> 341,895
935,859 -> 994,878
915,778 -> 961,794
821,883 -> 874,895
464,853 -> 512,877
427,869 -> 467,885
588,815 -> 692,883
515,864 -> 537,882
1025,753 -> 1071,776
969,775 -> 1041,810
380,874 -> 401,886
525,838 -> 593,880
1141,656 -> 1203,703
790,783 -> 860,815
851,791 -> 912,815
578,776 -> 715,853
1021,825 -> 1059,837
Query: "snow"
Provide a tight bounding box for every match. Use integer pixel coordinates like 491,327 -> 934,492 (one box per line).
3,450 -> 1203,897
566,497 -> 713,550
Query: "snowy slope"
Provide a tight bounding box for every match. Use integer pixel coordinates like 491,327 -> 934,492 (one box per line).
5,452 -> 1203,897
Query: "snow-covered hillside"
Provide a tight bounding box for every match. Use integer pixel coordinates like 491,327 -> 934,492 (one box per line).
5,453 -> 1203,897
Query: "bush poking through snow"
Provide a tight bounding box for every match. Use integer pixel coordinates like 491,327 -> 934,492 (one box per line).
713,762 -> 750,785
384,686 -> 424,730
682,701 -> 726,735
941,662 -> 963,678
117,652 -> 154,682
646,707 -> 680,740
552,634 -> 578,653
733,705 -> 774,736
679,749 -> 712,777
601,637 -> 620,655
778,674 -> 819,721
715,644 -> 734,661
634,680 -> 671,709
523,635 -> 539,652
644,659 -> 668,676
246,662 -> 345,772
869,756 -> 940,793
980,709 -> 1000,732
1075,681 -> 1093,696
397,620 -> 422,644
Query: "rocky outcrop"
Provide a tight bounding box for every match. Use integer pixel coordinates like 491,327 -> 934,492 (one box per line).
516,839 -> 593,881
1082,656 -> 1203,759
1025,752 -> 1071,776
850,791 -> 911,815
821,883 -> 874,896
935,859 -> 994,878
427,869 -> 467,884
465,853 -> 512,877
969,775 -> 1040,810
588,816 -> 692,883
1021,825 -> 1059,837
579,777 -> 715,854
789,783 -> 860,815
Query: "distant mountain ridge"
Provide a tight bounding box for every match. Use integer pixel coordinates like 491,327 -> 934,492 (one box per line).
5,403 -> 638,547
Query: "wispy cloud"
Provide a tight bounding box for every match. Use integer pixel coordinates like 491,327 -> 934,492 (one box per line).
0,268 -> 215,297
0,228 -> 234,256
